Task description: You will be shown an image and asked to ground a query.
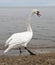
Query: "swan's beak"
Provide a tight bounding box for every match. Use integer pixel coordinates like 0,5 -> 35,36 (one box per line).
37,13 -> 41,17
36,11 -> 41,17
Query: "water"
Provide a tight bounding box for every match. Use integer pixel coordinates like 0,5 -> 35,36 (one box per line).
0,48 -> 55,56
0,7 -> 55,55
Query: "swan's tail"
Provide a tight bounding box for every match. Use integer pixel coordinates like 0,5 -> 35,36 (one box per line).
4,47 -> 11,53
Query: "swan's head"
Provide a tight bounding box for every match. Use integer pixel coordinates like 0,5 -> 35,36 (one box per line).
32,9 -> 41,17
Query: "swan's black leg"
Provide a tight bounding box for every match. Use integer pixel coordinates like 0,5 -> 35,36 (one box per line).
24,47 -> 36,55
19,48 -> 22,55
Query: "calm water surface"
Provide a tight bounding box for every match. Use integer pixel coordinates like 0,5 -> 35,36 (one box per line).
0,7 -> 55,55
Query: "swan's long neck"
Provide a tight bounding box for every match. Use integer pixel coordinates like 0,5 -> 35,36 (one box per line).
27,13 -> 32,32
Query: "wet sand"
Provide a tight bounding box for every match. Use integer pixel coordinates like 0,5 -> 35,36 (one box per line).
0,47 -> 55,56
0,53 -> 55,65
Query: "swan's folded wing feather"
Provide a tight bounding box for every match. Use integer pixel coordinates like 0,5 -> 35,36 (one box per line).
5,36 -> 13,46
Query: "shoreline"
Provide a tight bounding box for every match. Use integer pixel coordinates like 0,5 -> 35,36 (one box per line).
0,53 -> 55,65
0,48 -> 55,56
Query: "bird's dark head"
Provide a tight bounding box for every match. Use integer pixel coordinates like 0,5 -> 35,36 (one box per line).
32,9 -> 41,17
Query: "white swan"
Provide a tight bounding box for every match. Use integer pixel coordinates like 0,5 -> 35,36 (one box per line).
4,9 -> 41,55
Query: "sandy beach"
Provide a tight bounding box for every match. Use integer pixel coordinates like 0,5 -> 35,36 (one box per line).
0,53 -> 55,65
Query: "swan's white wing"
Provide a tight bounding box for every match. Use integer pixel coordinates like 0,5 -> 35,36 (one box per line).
5,36 -> 12,46
4,42 -> 17,53
4,31 -> 33,53
10,32 -> 32,44
5,33 -> 18,46
5,31 -> 32,47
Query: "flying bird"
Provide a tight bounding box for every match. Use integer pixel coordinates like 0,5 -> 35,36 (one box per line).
4,9 -> 41,55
